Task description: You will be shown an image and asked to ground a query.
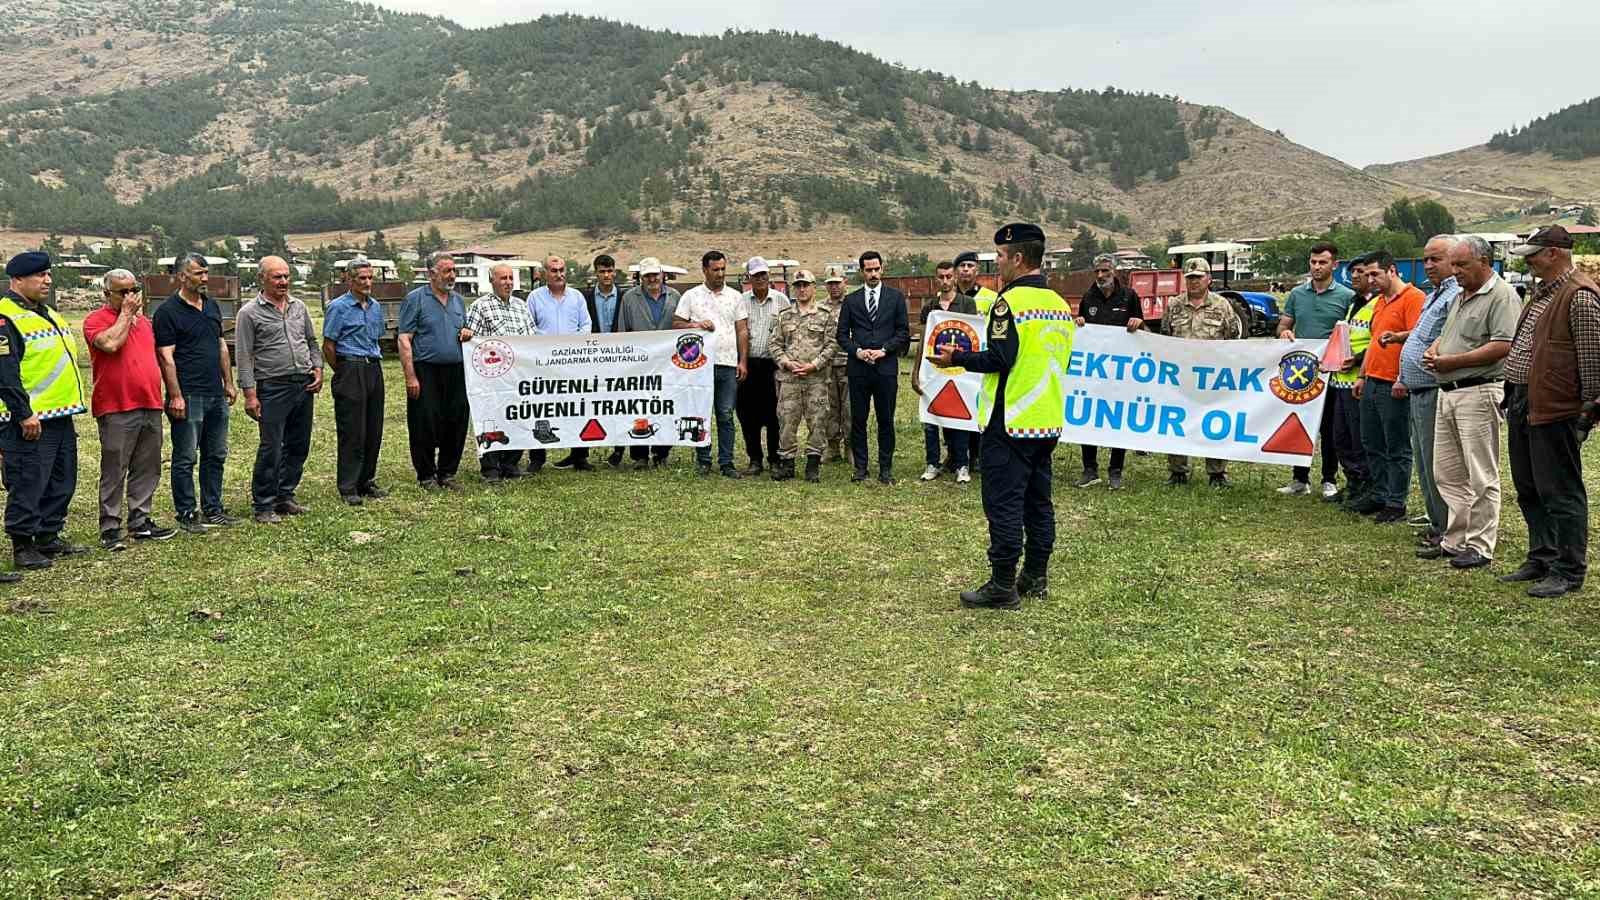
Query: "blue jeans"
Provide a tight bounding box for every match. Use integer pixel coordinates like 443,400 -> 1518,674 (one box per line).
924,424 -> 970,468
170,393 -> 229,517
696,365 -> 738,468
1359,379 -> 1412,510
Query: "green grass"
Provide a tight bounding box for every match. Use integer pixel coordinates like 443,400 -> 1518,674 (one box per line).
3,360 -> 1600,898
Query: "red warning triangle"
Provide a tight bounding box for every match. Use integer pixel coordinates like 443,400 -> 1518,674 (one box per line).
928,380 -> 973,420
1262,412 -> 1314,455
579,419 -> 607,441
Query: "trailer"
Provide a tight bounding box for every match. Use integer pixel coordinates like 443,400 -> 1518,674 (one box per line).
319,281 -> 411,352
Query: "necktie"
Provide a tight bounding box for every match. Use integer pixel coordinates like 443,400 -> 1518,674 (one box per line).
867,288 -> 878,319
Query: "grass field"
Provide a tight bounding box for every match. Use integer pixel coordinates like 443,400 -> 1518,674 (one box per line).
2,359 -> 1599,898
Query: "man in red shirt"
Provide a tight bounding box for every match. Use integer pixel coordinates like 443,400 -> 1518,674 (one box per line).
1356,251 -> 1427,523
82,270 -> 176,550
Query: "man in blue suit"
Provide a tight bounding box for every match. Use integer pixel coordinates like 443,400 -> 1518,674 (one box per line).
835,251 -> 909,484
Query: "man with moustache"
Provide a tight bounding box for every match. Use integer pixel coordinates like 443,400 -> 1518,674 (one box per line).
83,269 -> 175,551
528,254 -> 595,472
1395,236 -> 1463,539
463,261 -> 535,483
155,252 -> 240,532
1071,253 -> 1145,490
0,252 -> 89,577
1356,251 -> 1427,524
234,256 -> 323,524
675,251 -> 749,478
398,251 -> 470,489
1499,226 -> 1600,597
615,257 -> 683,470
736,256 -> 790,476
322,257 -> 389,505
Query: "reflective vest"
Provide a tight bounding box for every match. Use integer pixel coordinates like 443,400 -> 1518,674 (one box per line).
978,284 -> 1075,439
971,286 -> 999,316
1331,298 -> 1376,388
0,295 -> 87,422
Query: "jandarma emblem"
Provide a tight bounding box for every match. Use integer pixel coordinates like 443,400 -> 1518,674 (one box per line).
672,333 -> 708,370
1270,350 -> 1325,404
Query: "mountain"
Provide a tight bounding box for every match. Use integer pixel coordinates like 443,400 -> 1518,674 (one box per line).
1367,95 -> 1600,224
1,0 -> 1413,249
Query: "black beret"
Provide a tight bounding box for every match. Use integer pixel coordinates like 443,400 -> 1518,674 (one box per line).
994,223 -> 1045,246
5,251 -> 51,278
953,251 -> 980,266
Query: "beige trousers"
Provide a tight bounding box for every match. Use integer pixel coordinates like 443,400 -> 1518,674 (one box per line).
1433,382 -> 1504,557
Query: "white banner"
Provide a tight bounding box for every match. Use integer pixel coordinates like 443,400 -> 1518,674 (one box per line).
463,331 -> 714,453
917,310 -> 988,432
1060,325 -> 1332,466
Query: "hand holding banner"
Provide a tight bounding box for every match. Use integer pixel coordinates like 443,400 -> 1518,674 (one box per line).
918,310 -> 987,432
463,331 -> 715,453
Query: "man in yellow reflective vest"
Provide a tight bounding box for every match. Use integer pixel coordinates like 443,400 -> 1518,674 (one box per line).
0,252 -> 89,577
931,224 -> 1075,609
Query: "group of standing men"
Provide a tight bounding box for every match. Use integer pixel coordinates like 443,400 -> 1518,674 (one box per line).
1269,229 -> 1598,598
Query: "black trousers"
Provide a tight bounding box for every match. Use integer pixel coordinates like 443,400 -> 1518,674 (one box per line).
1328,388 -> 1368,482
407,360 -> 468,483
1293,397 -> 1341,485
629,444 -> 671,462
1080,444 -> 1127,474
848,369 -> 898,474
1507,384 -> 1588,584
250,375 -> 314,512
737,357 -> 781,464
332,358 -> 384,497
2,417 -> 77,541
981,427 -> 1058,575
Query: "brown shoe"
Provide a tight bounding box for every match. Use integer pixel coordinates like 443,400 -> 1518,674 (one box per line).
274,500 -> 309,516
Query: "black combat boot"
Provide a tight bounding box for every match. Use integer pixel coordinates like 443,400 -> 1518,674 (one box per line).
804,455 -> 821,483
1016,567 -> 1049,598
13,536 -> 51,570
771,459 -> 794,481
960,566 -> 1021,610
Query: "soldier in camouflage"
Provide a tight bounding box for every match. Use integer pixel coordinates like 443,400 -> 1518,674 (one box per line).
770,270 -> 838,482
1162,258 -> 1243,487
821,265 -> 851,463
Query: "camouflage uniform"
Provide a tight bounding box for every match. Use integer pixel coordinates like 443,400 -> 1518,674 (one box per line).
1162,292 -> 1243,477
771,300 -> 839,460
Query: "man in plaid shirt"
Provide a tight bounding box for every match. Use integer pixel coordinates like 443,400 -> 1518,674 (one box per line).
463,262 -> 534,483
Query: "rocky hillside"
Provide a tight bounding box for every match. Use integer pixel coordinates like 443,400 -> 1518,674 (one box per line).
1,0 -> 1411,246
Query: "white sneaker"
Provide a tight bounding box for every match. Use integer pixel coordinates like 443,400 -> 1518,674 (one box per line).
920,464 -> 940,481
956,466 -> 971,484
1320,481 -> 1339,499
1277,481 -> 1311,496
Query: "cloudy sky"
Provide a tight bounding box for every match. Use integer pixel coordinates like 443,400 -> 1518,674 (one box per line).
371,0 -> 1599,168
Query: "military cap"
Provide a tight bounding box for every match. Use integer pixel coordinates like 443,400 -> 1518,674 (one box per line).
822,265 -> 846,284
954,250 -> 980,266
5,251 -> 51,278
1182,257 -> 1211,277
994,223 -> 1045,246
791,269 -> 815,284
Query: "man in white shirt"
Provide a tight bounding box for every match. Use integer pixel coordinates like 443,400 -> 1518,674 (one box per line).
674,250 -> 749,477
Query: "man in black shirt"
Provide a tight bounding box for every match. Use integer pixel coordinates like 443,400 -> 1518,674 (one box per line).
1072,255 -> 1145,489
153,253 -> 240,533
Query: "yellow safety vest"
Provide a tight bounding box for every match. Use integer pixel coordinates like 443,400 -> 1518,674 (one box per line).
972,286 -> 999,316
1331,298 -> 1376,388
977,284 -> 1075,438
0,295 -> 87,422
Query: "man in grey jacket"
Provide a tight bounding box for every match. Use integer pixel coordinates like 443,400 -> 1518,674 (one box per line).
615,258 -> 683,469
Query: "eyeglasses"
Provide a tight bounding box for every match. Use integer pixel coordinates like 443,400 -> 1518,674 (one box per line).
108,287 -> 142,296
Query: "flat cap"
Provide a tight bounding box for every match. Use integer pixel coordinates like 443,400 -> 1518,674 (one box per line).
1510,225 -> 1575,256
5,251 -> 51,278
954,251 -> 980,266
994,223 -> 1045,246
